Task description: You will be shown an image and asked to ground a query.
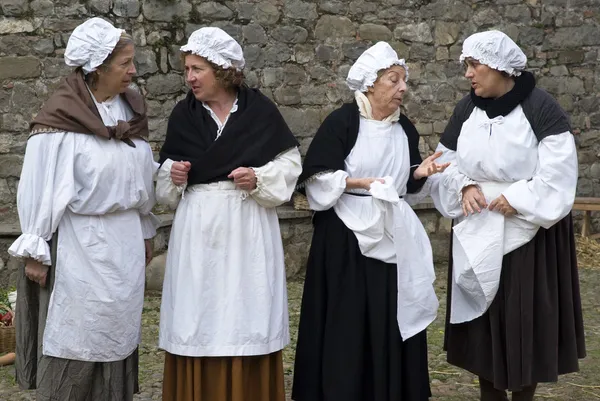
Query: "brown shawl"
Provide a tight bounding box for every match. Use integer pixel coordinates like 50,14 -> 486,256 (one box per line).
30,68 -> 148,147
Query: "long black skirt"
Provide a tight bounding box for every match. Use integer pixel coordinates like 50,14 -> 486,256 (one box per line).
292,209 -> 431,401
444,213 -> 586,391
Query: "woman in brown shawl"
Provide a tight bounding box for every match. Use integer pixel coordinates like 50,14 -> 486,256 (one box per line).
8,17 -> 157,401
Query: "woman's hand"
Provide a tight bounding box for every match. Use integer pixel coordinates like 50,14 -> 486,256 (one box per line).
25,259 -> 49,287
346,177 -> 385,191
171,161 -> 191,186
489,195 -> 517,216
413,151 -> 451,180
144,239 -> 153,266
228,167 -> 257,191
461,185 -> 487,216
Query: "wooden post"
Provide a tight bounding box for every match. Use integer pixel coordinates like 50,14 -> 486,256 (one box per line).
582,211 -> 591,238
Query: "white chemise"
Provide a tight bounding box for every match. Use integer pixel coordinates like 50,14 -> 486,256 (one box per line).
305,116 -> 438,340
156,103 -> 302,357
9,93 -> 159,362
431,105 -> 578,323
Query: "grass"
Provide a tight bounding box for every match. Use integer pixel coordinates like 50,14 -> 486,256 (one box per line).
0,240 -> 599,400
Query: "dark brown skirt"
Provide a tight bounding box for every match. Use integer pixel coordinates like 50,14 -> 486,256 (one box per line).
162,351 -> 286,401
444,213 -> 586,391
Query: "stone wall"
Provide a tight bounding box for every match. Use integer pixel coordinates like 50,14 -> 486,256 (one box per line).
1,0 -> 599,279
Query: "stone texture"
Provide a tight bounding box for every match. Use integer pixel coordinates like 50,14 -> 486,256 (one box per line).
146,74 -> 184,96
359,23 -> 393,41
135,48 -> 159,76
271,25 -> 308,44
90,0 -> 112,13
284,0 -> 318,20
394,22 -> 433,43
253,3 -> 280,25
242,24 -> 268,45
0,18 -> 35,34
0,57 -> 42,80
1,0 -> 30,17
314,16 -> 355,40
30,0 -> 55,16
197,2 -> 234,19
545,25 -> 600,49
142,0 -> 192,22
113,0 -> 140,17
434,22 -> 460,45
0,155 -> 23,177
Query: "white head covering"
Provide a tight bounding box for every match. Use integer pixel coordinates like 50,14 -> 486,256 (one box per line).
460,30 -> 527,76
64,17 -> 125,75
180,27 -> 245,71
346,42 -> 408,93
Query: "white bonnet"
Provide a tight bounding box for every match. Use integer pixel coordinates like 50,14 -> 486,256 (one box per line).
460,30 -> 527,76
64,17 -> 125,75
180,27 -> 245,71
346,42 -> 408,92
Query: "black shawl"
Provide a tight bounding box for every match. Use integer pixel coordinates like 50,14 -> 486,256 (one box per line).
159,86 -> 299,185
297,101 -> 426,194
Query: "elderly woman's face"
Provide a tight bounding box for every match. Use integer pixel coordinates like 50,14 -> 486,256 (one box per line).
464,58 -> 507,98
97,44 -> 136,95
184,54 -> 222,102
367,65 -> 407,115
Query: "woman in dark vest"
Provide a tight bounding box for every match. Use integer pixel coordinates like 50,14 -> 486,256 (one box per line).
292,41 -> 449,401
432,30 -> 586,401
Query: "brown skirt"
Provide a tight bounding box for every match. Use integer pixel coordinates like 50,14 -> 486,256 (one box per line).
162,351 -> 286,401
444,213 -> 586,391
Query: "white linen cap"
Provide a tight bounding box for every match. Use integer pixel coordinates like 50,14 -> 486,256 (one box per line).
64,17 -> 125,75
460,30 -> 527,76
180,27 -> 245,71
346,41 -> 409,92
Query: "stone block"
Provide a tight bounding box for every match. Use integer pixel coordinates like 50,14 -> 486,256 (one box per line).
315,44 -> 341,62
146,74 -> 184,96
197,2 -> 234,19
315,15 -> 355,41
253,3 -> 280,25
319,1 -> 345,14
235,3 -> 254,20
342,42 -> 371,61
42,58 -> 71,78
394,22 -> 433,44
300,85 -> 329,105
263,43 -> 293,66
0,155 -> 23,178
1,113 -> 28,132
90,0 -> 112,13
142,0 -> 192,22
283,64 -> 307,85
557,50 -> 585,64
242,24 -> 268,45
359,23 -> 393,41
145,253 -> 165,291
244,45 -> 264,69
308,66 -> 335,83
505,4 -> 532,23
113,0 -> 140,17
279,107 -> 321,137
1,0 -> 29,17
271,25 -> 309,44
0,57 -> 42,80
30,0 -> 54,16
434,22 -> 460,46
134,48 -> 159,76
545,26 -> 600,49
274,87 -> 301,105
284,0 -> 318,20
0,18 -> 35,34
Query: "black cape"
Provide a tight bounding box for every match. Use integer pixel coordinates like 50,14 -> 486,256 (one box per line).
159,86 -> 299,185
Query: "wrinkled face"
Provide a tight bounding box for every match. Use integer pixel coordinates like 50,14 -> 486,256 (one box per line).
97,44 -> 136,96
464,58 -> 507,98
184,54 -> 222,102
366,65 -> 407,117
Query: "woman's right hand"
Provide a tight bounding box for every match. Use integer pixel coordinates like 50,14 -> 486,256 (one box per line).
346,177 -> 385,191
171,161 -> 191,186
25,259 -> 49,288
461,185 -> 487,216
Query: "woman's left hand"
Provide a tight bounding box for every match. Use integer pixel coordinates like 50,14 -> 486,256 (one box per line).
144,239 -> 153,266
228,167 -> 257,191
489,195 -> 517,216
413,151 -> 451,180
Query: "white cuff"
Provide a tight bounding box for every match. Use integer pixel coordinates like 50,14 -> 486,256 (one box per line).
8,233 -> 52,266
141,214 -> 160,239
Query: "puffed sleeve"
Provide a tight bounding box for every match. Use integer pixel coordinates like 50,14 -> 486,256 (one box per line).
249,147 -> 302,208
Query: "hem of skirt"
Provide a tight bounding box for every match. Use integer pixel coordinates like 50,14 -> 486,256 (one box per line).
159,336 -> 289,357
448,358 -> 582,391
42,343 -> 139,363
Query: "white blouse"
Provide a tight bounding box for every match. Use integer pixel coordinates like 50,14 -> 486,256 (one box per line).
432,104 -> 577,323
9,94 -> 158,361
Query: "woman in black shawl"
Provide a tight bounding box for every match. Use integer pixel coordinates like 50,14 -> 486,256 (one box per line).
292,41 -> 449,401
155,27 -> 301,401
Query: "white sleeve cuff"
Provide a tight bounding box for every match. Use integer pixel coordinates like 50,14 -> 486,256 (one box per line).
8,233 -> 52,266
140,213 -> 160,239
